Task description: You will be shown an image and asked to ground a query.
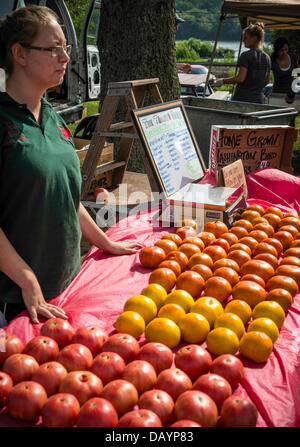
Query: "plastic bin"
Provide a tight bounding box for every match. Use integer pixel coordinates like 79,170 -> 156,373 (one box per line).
182,96 -> 298,167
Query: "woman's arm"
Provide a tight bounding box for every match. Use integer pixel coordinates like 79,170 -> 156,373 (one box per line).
78,203 -> 143,255
217,66 -> 248,86
0,229 -> 67,323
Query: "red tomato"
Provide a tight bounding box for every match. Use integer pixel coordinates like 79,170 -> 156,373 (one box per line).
3,353 -> 39,384
32,361 -> 68,396
6,381 -> 47,422
42,393 -> 80,427
0,333 -> 24,366
156,368 -> 192,401
91,352 -> 125,385
170,420 -> 202,427
210,354 -> 244,387
100,379 -> 139,416
59,371 -> 103,406
40,318 -> 75,348
77,397 -> 118,427
102,333 -> 140,364
117,409 -> 162,427
174,344 -> 212,381
23,336 -> 59,364
137,342 -> 173,374
192,373 -> 232,410
220,395 -> 258,427
72,326 -> 108,357
122,360 -> 157,394
57,344 -> 93,372
0,372 -> 13,408
175,390 -> 218,427
138,389 -> 174,425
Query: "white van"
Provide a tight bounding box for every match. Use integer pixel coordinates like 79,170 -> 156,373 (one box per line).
0,0 -> 101,123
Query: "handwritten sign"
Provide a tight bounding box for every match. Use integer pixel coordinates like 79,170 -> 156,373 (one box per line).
220,159 -> 248,199
209,125 -> 292,177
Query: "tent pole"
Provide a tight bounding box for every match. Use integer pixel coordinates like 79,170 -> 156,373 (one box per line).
203,14 -> 225,97
231,28 -> 244,96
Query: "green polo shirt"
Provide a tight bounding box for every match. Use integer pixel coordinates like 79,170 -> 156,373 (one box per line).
0,92 -> 82,303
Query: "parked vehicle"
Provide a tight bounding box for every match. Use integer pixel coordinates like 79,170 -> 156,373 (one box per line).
0,0 -> 101,123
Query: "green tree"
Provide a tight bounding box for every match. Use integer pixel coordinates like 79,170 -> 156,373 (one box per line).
65,0 -> 90,42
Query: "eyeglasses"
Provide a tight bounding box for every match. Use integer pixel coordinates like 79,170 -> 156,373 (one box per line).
21,43 -> 72,57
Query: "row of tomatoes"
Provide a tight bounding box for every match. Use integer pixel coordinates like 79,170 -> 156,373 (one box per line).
0,319 -> 258,427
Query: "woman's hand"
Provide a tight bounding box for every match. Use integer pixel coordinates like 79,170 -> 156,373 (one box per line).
104,239 -> 144,255
22,282 -> 67,324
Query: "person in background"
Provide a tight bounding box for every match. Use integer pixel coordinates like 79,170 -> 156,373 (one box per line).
175,13 -> 192,73
271,36 -> 299,104
0,6 -> 142,325
215,22 -> 271,104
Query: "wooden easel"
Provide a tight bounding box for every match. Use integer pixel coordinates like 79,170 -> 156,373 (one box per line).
80,78 -> 163,200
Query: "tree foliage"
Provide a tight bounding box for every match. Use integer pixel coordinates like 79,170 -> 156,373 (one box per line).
65,0 -> 90,42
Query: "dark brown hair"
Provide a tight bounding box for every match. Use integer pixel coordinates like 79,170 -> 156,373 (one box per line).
0,5 -> 60,77
243,22 -> 265,44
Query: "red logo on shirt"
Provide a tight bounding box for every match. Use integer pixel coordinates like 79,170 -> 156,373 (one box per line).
57,123 -> 72,140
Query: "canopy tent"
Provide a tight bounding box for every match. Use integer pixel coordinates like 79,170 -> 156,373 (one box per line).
204,0 -> 300,94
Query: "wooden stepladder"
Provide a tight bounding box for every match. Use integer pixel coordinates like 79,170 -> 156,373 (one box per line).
80,78 -> 163,200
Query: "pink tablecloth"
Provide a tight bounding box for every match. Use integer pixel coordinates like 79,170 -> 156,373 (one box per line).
2,168 -> 300,427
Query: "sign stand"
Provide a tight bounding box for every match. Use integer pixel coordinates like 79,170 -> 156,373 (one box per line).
80,78 -> 163,200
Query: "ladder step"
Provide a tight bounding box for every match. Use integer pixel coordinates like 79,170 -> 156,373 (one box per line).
94,160 -> 126,175
110,121 -> 134,131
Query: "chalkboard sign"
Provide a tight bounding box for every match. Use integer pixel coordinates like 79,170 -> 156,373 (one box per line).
131,100 -> 206,197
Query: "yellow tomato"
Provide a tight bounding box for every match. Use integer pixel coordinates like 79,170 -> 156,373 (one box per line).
115,311 -> 145,338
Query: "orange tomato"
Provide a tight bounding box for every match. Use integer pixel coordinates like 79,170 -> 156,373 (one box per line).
227,249 -> 251,267
264,238 -> 283,256
266,275 -> 298,297
158,260 -> 181,278
176,226 -> 197,240
278,225 -> 299,239
213,267 -> 239,287
228,243 -> 252,256
252,217 -> 268,226
179,243 -> 201,259
181,237 -> 205,251
266,288 -> 293,312
209,238 -> 231,253
241,210 -> 261,223
278,216 -> 300,232
240,259 -> 275,281
188,252 -> 213,269
145,318 -> 181,349
252,300 -> 285,328
283,247 -> 300,260
238,236 -> 259,254
191,296 -> 224,328
232,280 -> 267,308
204,276 -> 232,303
275,264 -> 300,286
176,270 -> 205,298
262,213 -> 281,231
139,246 -> 166,268
247,204 -> 265,215
162,233 -> 183,246
279,256 -> 300,268
295,233 -> 300,240
229,226 -> 249,239
220,232 -> 239,246
204,221 -> 228,238
239,331 -> 273,363
214,312 -> 245,339
154,239 -> 178,255
149,267 -> 177,293
253,222 -> 275,237
212,258 -> 240,273
224,299 -> 252,325
247,317 -> 279,343
273,231 -> 294,250
166,251 -> 189,271
290,240 -> 300,248
253,253 -> 278,270
263,206 -> 284,219
253,242 -> 278,258
206,327 -> 239,356
232,219 -> 253,232
248,230 -> 268,243
191,264 -> 213,281
197,232 -> 216,247
158,303 -> 186,324
180,219 -> 198,230
178,312 -> 210,344
241,274 -> 265,289
203,245 -> 227,263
